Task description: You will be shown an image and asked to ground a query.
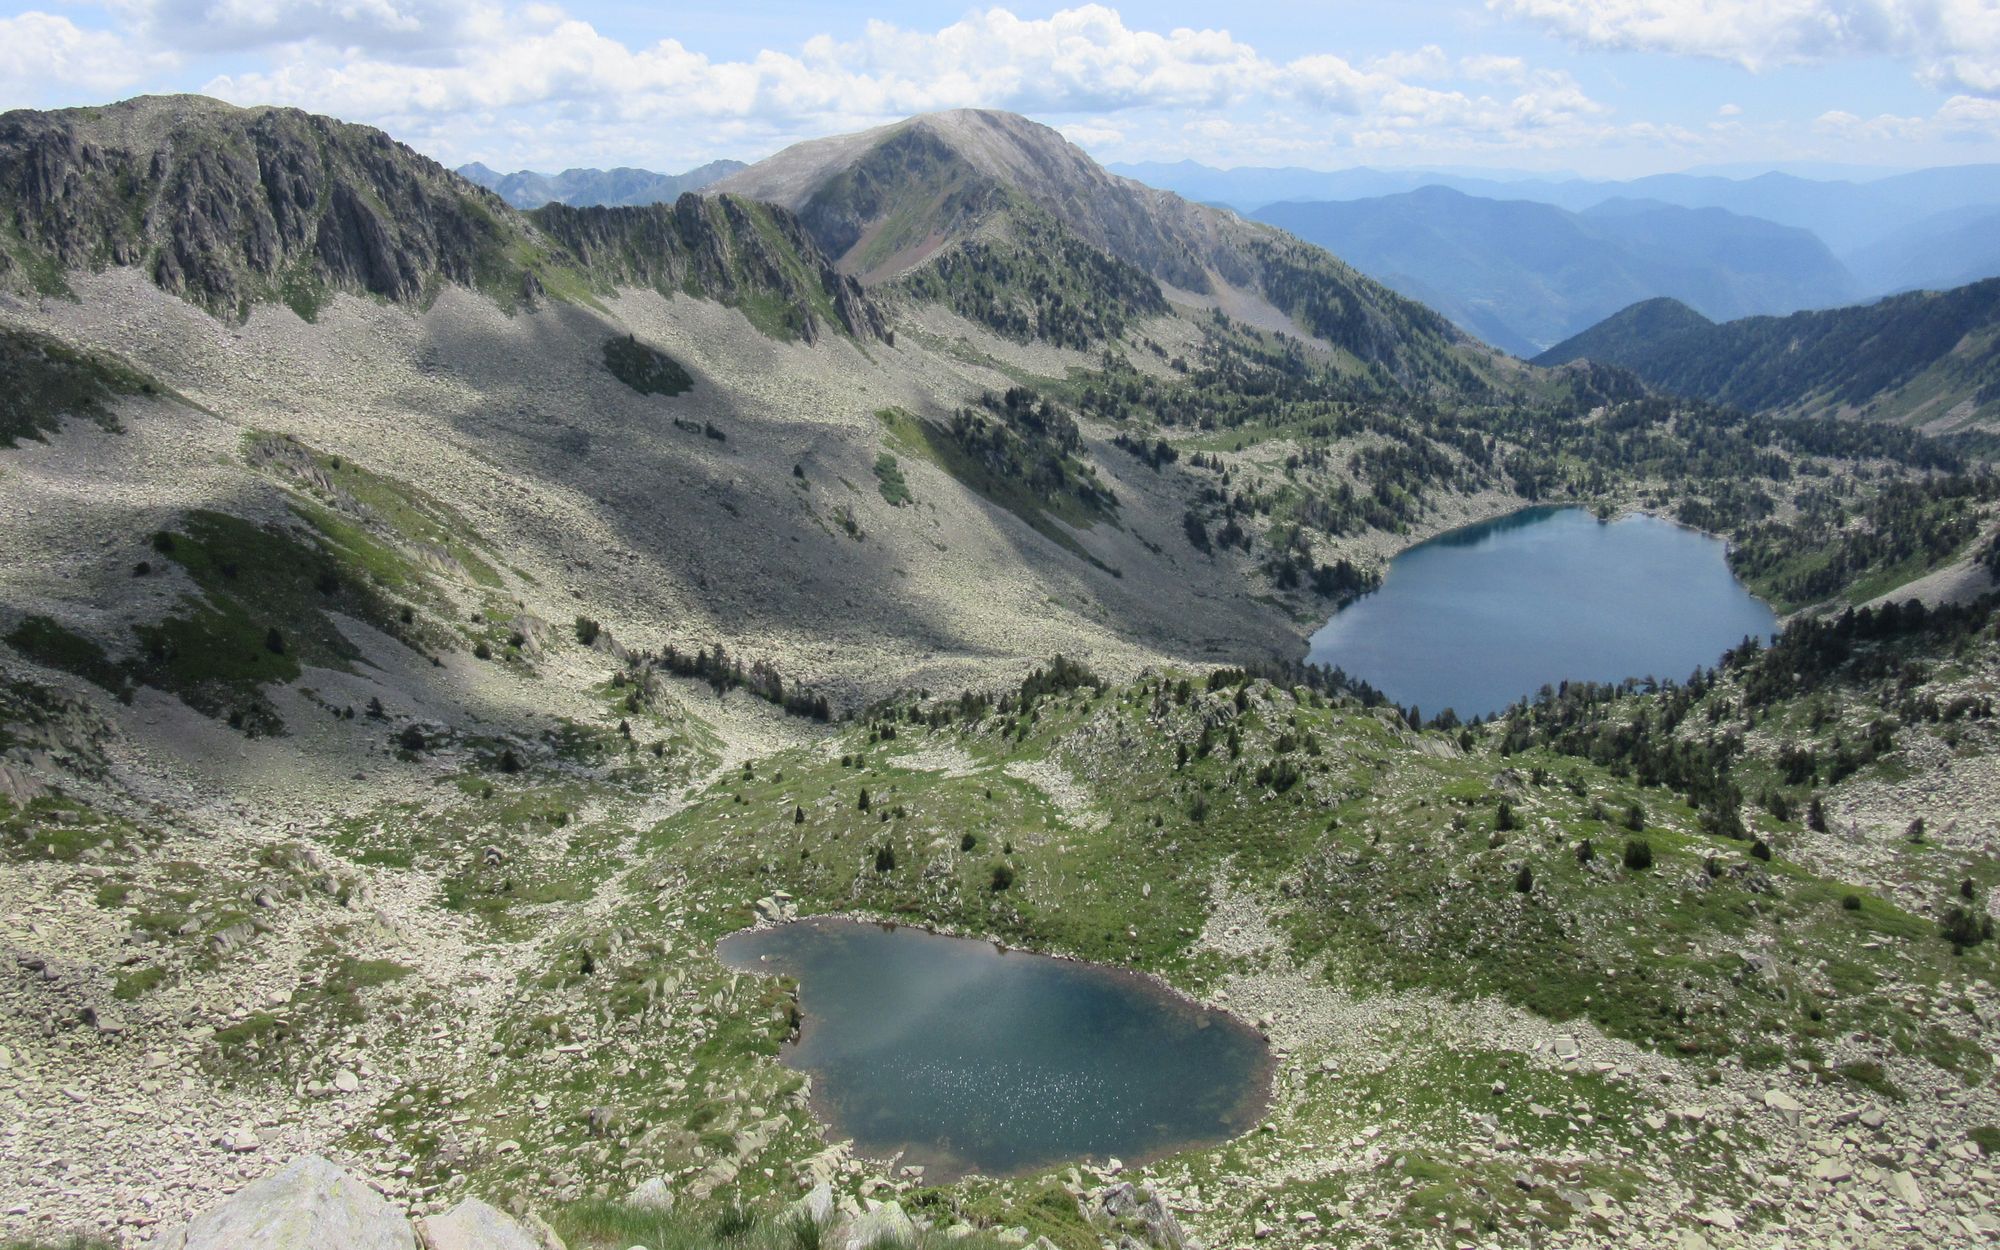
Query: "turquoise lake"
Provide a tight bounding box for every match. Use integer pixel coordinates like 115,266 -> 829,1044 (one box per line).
1306,507 -> 1779,719
716,919 -> 1271,1180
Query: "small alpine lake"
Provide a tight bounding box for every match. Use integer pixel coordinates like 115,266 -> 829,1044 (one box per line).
1306,507 -> 1779,719
716,918 -> 1272,1180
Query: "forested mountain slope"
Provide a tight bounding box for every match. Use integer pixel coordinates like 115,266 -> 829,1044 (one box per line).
1536,283 -> 2000,432
710,110 -> 1489,389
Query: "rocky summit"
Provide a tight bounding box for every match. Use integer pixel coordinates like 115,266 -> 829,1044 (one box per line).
0,86 -> 1997,1250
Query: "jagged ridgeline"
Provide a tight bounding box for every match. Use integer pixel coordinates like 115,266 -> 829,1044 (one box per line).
0,95 -> 885,341
707,109 -> 1487,388
1536,283 -> 2000,431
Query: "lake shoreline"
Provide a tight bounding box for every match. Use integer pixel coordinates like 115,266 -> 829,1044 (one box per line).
1301,502 -> 1780,717
717,913 -> 1278,1184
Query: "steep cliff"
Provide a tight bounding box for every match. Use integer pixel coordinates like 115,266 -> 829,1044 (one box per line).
0,95 -> 884,342
532,195 -> 888,343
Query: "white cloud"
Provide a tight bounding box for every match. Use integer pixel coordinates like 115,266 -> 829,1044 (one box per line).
182,4 -> 1626,168
1366,45 -> 1452,80
205,5 -> 1283,123
0,12 -> 170,95
1460,54 -> 1531,83
1815,92 -> 2000,139
1492,0 -> 2000,96
30,2 -> 1983,175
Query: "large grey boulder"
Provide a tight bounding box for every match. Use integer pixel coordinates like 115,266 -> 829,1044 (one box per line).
836,1199 -> 917,1250
158,1156 -> 415,1250
1090,1182 -> 1189,1250
784,1180 -> 834,1228
627,1176 -> 676,1212
416,1196 -> 544,1250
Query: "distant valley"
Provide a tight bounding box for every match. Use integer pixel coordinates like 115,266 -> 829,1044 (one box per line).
1253,188 -> 1859,357
1120,157 -> 2000,357
2,94 -> 1997,1250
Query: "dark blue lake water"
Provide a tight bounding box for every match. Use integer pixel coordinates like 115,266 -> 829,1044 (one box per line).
1306,507 -> 1778,719
716,918 -> 1270,1179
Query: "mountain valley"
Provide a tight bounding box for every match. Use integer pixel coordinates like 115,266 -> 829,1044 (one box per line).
0,93 -> 1996,1250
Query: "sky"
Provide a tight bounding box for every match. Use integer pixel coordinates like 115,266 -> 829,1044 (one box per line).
1,1 -> 1998,178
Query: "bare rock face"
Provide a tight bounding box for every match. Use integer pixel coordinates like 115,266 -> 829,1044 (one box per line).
530,194 -> 889,342
1088,1182 -> 1190,1250
0,96 -> 514,316
833,1199 -> 917,1250
156,1156 -> 416,1250
0,94 -> 888,342
415,1196 -> 546,1250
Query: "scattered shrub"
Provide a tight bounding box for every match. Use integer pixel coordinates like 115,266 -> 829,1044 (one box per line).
1942,905 -> 1994,949
602,334 -> 693,397
1623,838 -> 1653,870
874,453 -> 912,506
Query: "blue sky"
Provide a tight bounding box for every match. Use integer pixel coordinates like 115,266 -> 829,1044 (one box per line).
2,2 -> 1996,177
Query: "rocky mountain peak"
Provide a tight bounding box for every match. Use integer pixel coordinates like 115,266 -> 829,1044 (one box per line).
0,94 -> 521,316
0,95 -> 885,341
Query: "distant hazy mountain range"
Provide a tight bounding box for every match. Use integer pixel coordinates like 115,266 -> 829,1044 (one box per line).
1252,188 -> 1859,357
1114,159 -> 2000,357
1108,159 -> 2000,250
456,159 -> 746,208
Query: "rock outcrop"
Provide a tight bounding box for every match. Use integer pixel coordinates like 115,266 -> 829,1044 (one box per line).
415,1196 -> 545,1250
154,1157 -> 557,1250
531,195 -> 889,342
0,96 -> 516,316
0,95 -> 888,342
155,1156 -> 416,1250
1086,1182 -> 1191,1250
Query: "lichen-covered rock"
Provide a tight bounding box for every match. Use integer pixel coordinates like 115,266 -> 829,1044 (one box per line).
416,1196 -> 545,1250
835,1199 -> 917,1250
1088,1182 -> 1189,1250
156,1156 -> 415,1250
627,1176 -> 676,1212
